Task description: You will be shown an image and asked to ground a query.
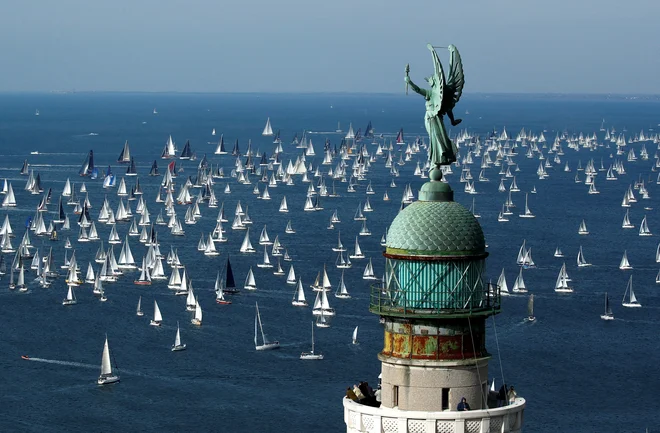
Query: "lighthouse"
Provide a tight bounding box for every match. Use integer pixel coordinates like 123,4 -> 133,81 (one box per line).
343,177 -> 526,433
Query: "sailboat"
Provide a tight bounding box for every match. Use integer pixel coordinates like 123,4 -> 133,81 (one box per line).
332,231 -> 346,252
352,326 -> 359,345
16,265 -> 27,292
316,310 -> 330,328
215,271 -> 232,305
518,193 -> 535,218
578,220 -> 589,235
151,300 -> 163,326
97,335 -> 120,385
134,258 -> 152,285
554,263 -> 573,293
300,322 -> 324,360
191,298 -> 203,326
639,216 -> 652,236
334,270 -> 350,299
511,268 -> 527,293
619,250 -> 633,270
292,278 -> 308,307
577,246 -> 591,267
172,322 -> 187,351
497,269 -> 509,296
622,275 -> 641,307
600,292 -> 614,320
257,245 -> 273,268
118,141 -> 131,164
362,258 -> 377,280
243,266 -> 257,290
262,118 -> 274,136
526,294 -> 536,322
254,302 -> 279,351
554,247 -> 564,258
622,209 -> 634,229
222,257 -> 239,294
62,285 -> 77,306
136,296 -> 144,316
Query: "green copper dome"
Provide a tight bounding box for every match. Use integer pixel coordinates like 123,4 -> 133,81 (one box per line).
386,193 -> 486,257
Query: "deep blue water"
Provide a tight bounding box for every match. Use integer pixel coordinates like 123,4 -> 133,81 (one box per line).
1,93 -> 660,432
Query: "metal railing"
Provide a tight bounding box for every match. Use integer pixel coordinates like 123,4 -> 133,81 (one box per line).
369,281 -> 501,319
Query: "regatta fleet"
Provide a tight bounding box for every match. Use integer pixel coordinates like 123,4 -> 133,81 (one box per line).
11,111 -> 660,385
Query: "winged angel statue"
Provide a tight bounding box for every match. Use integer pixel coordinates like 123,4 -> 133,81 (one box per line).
405,44 -> 464,168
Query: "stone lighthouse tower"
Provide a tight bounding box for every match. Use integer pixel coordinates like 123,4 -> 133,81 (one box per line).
343,178 -> 526,433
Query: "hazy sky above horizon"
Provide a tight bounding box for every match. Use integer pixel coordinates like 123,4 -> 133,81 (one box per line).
1,0 -> 659,94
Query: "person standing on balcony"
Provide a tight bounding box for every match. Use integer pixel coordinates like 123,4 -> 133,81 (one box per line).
508,386 -> 518,404
457,397 -> 471,411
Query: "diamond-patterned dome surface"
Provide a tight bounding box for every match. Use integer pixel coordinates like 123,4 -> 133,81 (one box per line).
386,200 -> 485,256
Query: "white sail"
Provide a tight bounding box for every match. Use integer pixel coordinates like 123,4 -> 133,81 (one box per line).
100,336 -> 113,376
512,268 -> 527,293
192,298 -> 203,325
240,228 -> 255,253
622,275 -> 641,307
497,269 -> 509,295
279,196 -> 288,213
334,270 -> 350,298
154,300 -> 163,322
286,265 -> 296,284
244,267 -> 257,290
186,283 -> 196,310
619,250 -> 632,270
352,326 -> 359,344
174,324 -> 182,346
640,216 -> 652,236
262,118 -> 274,136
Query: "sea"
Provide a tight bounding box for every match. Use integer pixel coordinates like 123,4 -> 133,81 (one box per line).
1,92 -> 659,433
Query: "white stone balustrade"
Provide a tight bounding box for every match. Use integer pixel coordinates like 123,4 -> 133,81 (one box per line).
344,397 -> 525,433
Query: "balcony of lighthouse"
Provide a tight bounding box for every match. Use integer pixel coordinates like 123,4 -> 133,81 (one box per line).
343,396 -> 525,433
369,258 -> 501,319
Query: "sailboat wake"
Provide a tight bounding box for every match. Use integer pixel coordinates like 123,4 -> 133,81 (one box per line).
24,357 -> 97,369
22,356 -> 166,380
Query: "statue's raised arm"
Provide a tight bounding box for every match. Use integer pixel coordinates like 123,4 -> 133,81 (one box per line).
405,68 -> 427,98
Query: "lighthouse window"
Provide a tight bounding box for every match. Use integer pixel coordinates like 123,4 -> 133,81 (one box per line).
442,388 -> 449,410
392,385 -> 399,407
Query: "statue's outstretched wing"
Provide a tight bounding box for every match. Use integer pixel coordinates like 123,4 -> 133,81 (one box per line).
446,45 -> 464,105
427,44 -> 445,113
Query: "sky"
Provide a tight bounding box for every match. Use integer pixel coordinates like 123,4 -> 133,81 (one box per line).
1,0 -> 660,94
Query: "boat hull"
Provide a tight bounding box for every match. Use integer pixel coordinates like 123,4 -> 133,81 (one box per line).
256,342 -> 280,351
622,302 -> 642,308
312,308 -> 335,317
98,375 -> 120,385
172,344 -> 187,352
300,353 -> 324,360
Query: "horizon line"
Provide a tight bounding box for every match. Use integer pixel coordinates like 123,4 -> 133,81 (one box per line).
1,90 -> 660,98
